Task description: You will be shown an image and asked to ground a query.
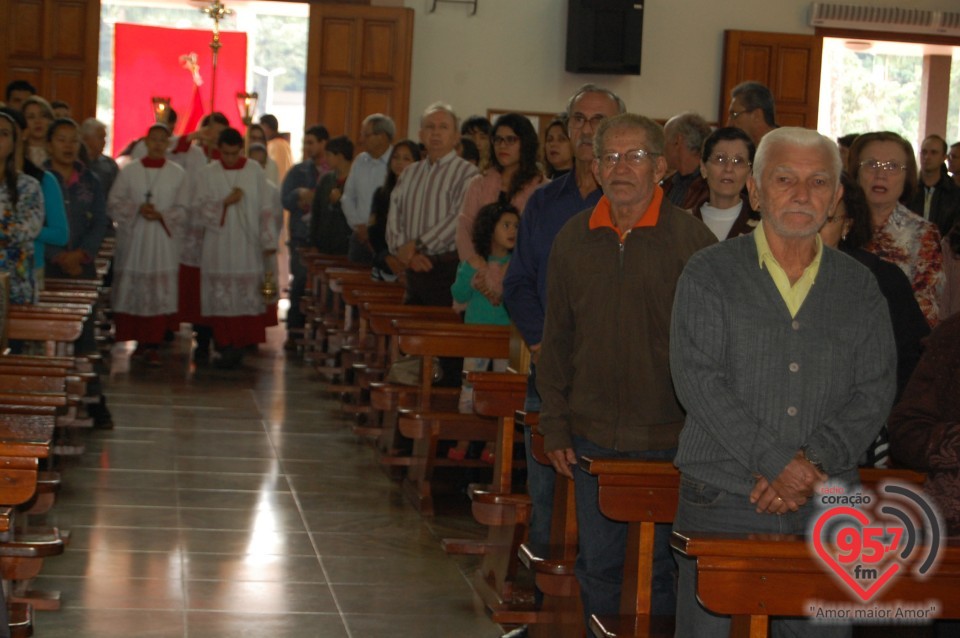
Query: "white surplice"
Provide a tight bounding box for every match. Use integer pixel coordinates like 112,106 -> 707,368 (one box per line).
108,159 -> 187,316
196,159 -> 276,317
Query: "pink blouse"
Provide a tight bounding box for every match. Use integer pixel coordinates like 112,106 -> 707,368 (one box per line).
455,170 -> 545,263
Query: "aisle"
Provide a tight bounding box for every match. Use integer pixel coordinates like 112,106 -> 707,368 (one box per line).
31,328 -> 501,637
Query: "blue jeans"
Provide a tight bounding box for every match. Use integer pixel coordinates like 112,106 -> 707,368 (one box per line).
673,475 -> 851,638
523,365 -> 553,561
570,436 -> 678,627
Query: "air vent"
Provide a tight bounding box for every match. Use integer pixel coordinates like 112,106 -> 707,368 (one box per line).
810,3 -> 960,36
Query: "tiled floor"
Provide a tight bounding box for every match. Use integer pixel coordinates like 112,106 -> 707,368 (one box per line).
31,327 -> 503,637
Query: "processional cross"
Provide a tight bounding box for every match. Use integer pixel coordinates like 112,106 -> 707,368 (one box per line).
198,0 -> 233,112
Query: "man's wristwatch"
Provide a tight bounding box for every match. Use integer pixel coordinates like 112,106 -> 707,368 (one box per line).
414,238 -> 428,255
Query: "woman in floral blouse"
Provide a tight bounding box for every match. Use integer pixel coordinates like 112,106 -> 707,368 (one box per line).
0,111 -> 45,304
849,131 -> 945,327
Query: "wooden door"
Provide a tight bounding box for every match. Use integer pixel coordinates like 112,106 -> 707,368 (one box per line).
720,30 -> 822,129
0,0 -> 100,119
305,4 -> 414,142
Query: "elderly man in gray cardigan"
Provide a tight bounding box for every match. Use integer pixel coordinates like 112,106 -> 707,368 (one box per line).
670,127 -> 897,637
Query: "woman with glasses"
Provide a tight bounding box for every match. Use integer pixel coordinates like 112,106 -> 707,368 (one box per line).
455,113 -> 545,275
849,131 -> 945,327
691,127 -> 759,241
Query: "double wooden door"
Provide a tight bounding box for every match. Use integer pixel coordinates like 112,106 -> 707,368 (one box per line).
306,4 -> 414,142
0,0 -> 101,119
720,30 -> 822,129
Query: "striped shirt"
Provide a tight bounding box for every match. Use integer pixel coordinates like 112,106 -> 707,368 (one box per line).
386,150 -> 478,255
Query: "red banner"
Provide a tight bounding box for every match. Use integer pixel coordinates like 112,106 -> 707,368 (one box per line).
113,23 -> 248,156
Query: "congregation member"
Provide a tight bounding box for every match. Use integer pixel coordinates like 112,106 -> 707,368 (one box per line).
537,112 -> 716,627
820,173 -> 928,465
368,140 -> 420,280
541,117 -> 572,179
837,132 -> 858,169
502,85 -> 623,609
949,141 -> 960,186
461,115 -> 492,170
341,113 -> 394,264
727,81 -> 778,145
45,117 -> 112,427
244,124 -> 279,184
670,127 -> 896,637
4,79 -> 36,111
260,113 -> 294,183
108,123 -> 187,366
386,102 -> 478,306
458,137 -> 480,166
80,117 -> 119,198
849,131 -> 945,327
889,313 -> 960,534
309,135 -> 354,256
0,106 -> 68,291
44,118 -> 109,281
280,124 -> 329,349
908,133 -> 960,237
22,96 -> 54,166
0,110 -> 44,304
50,100 -> 71,119
455,112 -> 545,273
660,112 -> 711,210
692,127 -> 759,240
247,142 -> 283,329
195,128 -> 276,369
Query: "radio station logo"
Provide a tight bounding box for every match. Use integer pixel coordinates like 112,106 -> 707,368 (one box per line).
807,481 -> 943,623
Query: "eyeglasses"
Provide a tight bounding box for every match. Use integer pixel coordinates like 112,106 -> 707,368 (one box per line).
728,108 -> 753,120
569,113 -> 606,130
859,160 -> 907,173
598,148 -> 659,169
707,153 -> 751,168
492,135 -> 519,146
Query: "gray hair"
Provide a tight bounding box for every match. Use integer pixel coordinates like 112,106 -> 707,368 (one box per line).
420,101 -> 458,130
593,113 -> 665,158
565,84 -> 626,119
363,113 -> 395,141
664,112 -> 711,153
753,127 -> 842,187
80,117 -> 107,138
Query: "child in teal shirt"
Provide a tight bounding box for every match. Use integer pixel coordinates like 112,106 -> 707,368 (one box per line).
449,202 -> 519,463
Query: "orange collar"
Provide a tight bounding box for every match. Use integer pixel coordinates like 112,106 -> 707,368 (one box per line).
588,186 -> 663,239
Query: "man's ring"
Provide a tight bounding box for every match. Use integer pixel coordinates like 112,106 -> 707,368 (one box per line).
776,496 -> 783,502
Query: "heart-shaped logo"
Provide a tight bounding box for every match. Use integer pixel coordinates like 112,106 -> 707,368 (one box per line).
811,506 -> 903,602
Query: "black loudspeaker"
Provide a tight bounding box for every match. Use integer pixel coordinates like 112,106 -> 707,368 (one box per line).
565,0 -> 644,75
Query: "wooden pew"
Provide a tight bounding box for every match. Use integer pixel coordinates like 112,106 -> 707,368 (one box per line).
671,533 -> 960,638
364,308 -> 462,458
318,281 -> 405,384
585,460 -> 927,638
393,320 -> 511,515
442,371 -> 536,625
0,401 -> 65,613
518,419 -> 583,638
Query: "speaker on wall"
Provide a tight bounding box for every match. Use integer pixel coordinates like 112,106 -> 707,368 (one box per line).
566,0 -> 644,75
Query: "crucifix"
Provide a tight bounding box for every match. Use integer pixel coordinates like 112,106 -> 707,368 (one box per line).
199,0 -> 234,113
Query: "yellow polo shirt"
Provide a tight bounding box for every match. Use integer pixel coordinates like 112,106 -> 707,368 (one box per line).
753,221 -> 822,318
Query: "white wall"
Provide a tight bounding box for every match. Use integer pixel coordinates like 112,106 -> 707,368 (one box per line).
398,0 -> 957,134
